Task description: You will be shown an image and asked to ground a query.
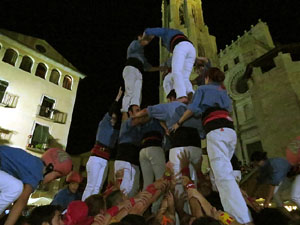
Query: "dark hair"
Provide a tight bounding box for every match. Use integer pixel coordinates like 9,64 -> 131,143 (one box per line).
250,151 -> 268,162
106,190 -> 123,209
166,89 -> 176,100
205,67 -> 225,83
27,205 -> 62,225
128,104 -> 138,113
192,216 -> 221,225
121,214 -> 146,225
253,208 -> 291,225
84,194 -> 106,216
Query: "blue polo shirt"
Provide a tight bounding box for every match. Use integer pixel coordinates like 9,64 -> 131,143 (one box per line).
118,118 -> 142,146
51,187 -> 81,210
96,113 -> 119,148
257,158 -> 291,186
127,40 -> 152,71
0,145 -> 44,190
188,83 -> 232,116
144,28 -> 183,52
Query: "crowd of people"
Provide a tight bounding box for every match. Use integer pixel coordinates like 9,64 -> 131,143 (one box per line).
1,27 -> 300,225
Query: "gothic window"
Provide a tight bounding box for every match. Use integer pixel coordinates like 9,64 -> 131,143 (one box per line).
35,63 -> 47,79
223,64 -> 229,72
234,56 -> 240,64
49,69 -> 60,85
198,44 -> 205,57
2,48 -> 18,66
63,75 -> 72,90
192,7 -> 197,24
179,3 -> 185,25
19,56 -> 33,73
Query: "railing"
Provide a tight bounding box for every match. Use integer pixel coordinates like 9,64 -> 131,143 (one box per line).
37,105 -> 67,124
0,92 -> 19,108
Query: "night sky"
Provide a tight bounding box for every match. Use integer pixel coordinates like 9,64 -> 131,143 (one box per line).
0,0 -> 299,154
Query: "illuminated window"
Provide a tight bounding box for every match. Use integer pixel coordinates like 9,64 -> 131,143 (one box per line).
0,80 -> 8,103
30,123 -> 50,150
63,75 -> 72,90
19,56 -> 33,73
35,63 -> 47,79
39,96 -> 55,118
234,56 -> 240,64
2,48 -> 18,66
223,64 -> 229,72
49,69 -> 60,85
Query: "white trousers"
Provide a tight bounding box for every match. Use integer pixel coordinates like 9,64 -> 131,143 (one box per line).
0,170 -> 23,213
274,174 -> 300,208
114,160 -> 140,197
172,41 -> 196,98
82,156 -> 108,201
206,128 -> 252,224
121,66 -> 143,112
169,146 -> 202,195
139,146 -> 166,190
163,73 -> 174,97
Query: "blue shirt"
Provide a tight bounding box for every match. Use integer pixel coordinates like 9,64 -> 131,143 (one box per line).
188,83 -> 232,116
144,28 -> 183,52
147,101 -> 205,139
140,118 -> 164,137
257,158 -> 291,186
0,145 -> 44,190
118,118 -> 142,146
96,113 -> 119,149
51,187 -> 81,210
127,40 -> 152,71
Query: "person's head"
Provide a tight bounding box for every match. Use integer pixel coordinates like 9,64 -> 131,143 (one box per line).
121,214 -> 146,225
66,171 -> 82,194
27,205 -> 63,225
105,190 -> 125,209
41,148 -> 73,184
191,216 -> 221,225
250,151 -> 268,167
137,33 -> 153,46
252,208 -> 291,225
84,194 -> 106,216
128,105 -> 140,117
204,67 -> 225,84
166,90 -> 177,102
180,214 -> 196,225
64,201 -> 94,225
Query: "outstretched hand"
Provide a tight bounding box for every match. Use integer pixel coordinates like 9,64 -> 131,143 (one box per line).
115,87 -> 123,102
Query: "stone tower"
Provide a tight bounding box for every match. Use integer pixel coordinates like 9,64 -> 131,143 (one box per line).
159,0 -> 218,102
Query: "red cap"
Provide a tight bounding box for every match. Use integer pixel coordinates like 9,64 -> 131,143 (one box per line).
42,148 -> 73,176
286,136 -> 300,166
64,201 -> 94,225
66,171 -> 82,183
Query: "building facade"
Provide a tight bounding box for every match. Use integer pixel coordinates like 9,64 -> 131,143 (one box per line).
0,29 -> 85,157
219,20 -> 275,162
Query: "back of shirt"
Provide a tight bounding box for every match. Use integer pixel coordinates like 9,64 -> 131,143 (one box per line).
0,145 -> 44,190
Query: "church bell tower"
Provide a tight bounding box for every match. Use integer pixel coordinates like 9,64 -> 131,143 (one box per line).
160,0 -> 219,102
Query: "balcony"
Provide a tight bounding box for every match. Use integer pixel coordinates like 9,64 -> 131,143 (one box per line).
0,92 -> 19,108
37,105 -> 68,124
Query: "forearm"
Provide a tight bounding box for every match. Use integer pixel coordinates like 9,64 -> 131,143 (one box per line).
178,109 -> 194,125
5,198 -> 27,225
264,185 -> 276,206
188,189 -> 213,217
189,197 -> 204,218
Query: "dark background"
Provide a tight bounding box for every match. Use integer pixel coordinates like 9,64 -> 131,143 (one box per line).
0,0 -> 299,154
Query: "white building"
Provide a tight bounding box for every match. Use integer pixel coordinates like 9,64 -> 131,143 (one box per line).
0,29 -> 85,156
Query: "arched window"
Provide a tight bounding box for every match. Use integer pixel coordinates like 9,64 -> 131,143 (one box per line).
2,48 -> 18,66
62,75 -> 72,90
49,69 -> 60,85
19,56 -> 33,73
35,63 -> 47,79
